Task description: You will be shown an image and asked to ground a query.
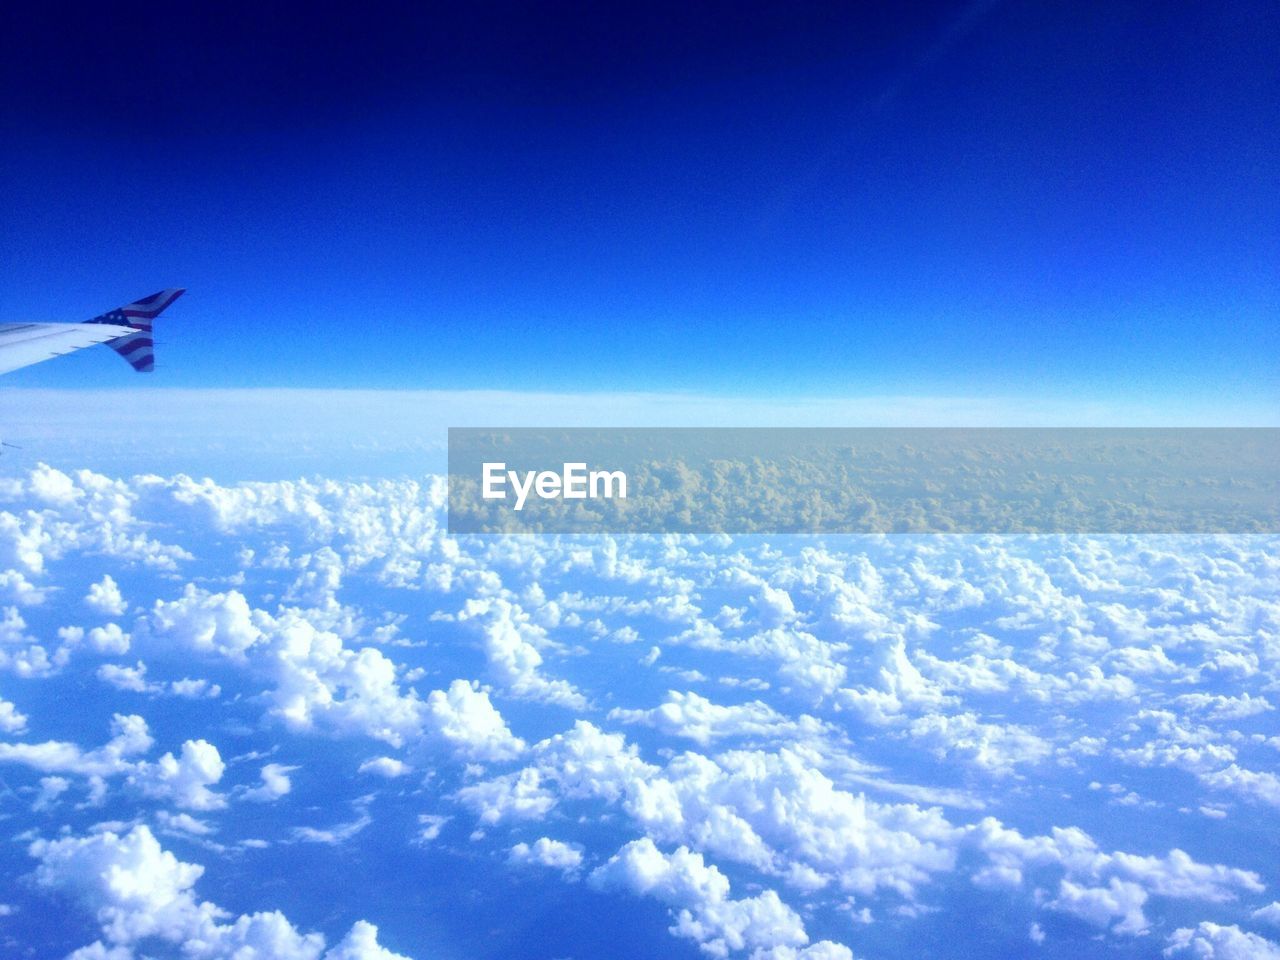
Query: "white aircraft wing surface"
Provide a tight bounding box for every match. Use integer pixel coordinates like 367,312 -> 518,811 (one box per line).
0,322 -> 138,376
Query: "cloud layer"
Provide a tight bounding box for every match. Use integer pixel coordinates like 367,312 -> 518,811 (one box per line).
1,463 -> 1277,958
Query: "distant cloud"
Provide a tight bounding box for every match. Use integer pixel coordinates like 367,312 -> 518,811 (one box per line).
2,387 -> 1272,478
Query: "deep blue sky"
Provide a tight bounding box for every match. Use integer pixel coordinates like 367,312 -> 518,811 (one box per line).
0,1 -> 1275,406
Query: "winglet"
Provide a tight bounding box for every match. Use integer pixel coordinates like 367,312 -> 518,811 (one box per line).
84,288 -> 185,372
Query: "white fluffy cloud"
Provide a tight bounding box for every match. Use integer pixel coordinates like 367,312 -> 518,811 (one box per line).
0,714 -> 226,810
148,586 -> 426,746
86,574 -> 127,616
509,837 -> 583,874
590,838 -> 850,959
241,762 -> 296,802
130,738 -> 227,811
1050,877 -> 1151,936
359,756 -> 410,778
30,825 -> 411,959
455,595 -> 588,709
519,720 -> 958,893
1164,922 -> 1280,959
1255,903 -> 1280,928
0,712 -> 153,777
424,679 -> 524,761
0,695 -> 28,734
88,622 -> 131,655
0,465 -> 189,577
608,690 -> 823,746
456,768 -> 556,826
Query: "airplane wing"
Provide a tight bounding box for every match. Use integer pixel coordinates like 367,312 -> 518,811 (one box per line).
0,321 -> 138,376
0,288 -> 185,377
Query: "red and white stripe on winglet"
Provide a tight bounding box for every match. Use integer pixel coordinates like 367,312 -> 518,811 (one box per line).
84,288 -> 185,372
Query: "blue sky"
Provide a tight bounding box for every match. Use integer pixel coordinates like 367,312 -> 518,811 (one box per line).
1,1 -> 1276,408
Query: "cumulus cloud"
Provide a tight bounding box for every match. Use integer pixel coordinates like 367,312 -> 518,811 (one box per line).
130,739 -> 227,811
0,713 -> 153,777
29,824 -> 411,959
590,838 -> 850,959
1255,903 -> 1280,928
33,775 -> 69,811
146,586 -> 524,763
241,762 -> 296,802
0,568 -> 46,605
1164,922 -> 1280,959
423,679 -> 524,761
607,690 -> 823,746
456,768 -> 556,826
88,623 -> 131,655
455,596 -> 588,710
0,464 -> 190,577
508,837 -> 583,874
97,661 -> 153,693
148,587 -> 427,746
96,662 -> 220,699
0,695 -> 28,734
0,715 -> 226,810
359,756 -> 410,778
521,720 -> 958,891
85,575 -> 127,616
1050,877 -> 1150,936
906,710 -> 1052,775
0,604 -> 56,675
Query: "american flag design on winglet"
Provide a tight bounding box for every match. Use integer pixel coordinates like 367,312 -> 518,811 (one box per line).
83,288 -> 185,372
